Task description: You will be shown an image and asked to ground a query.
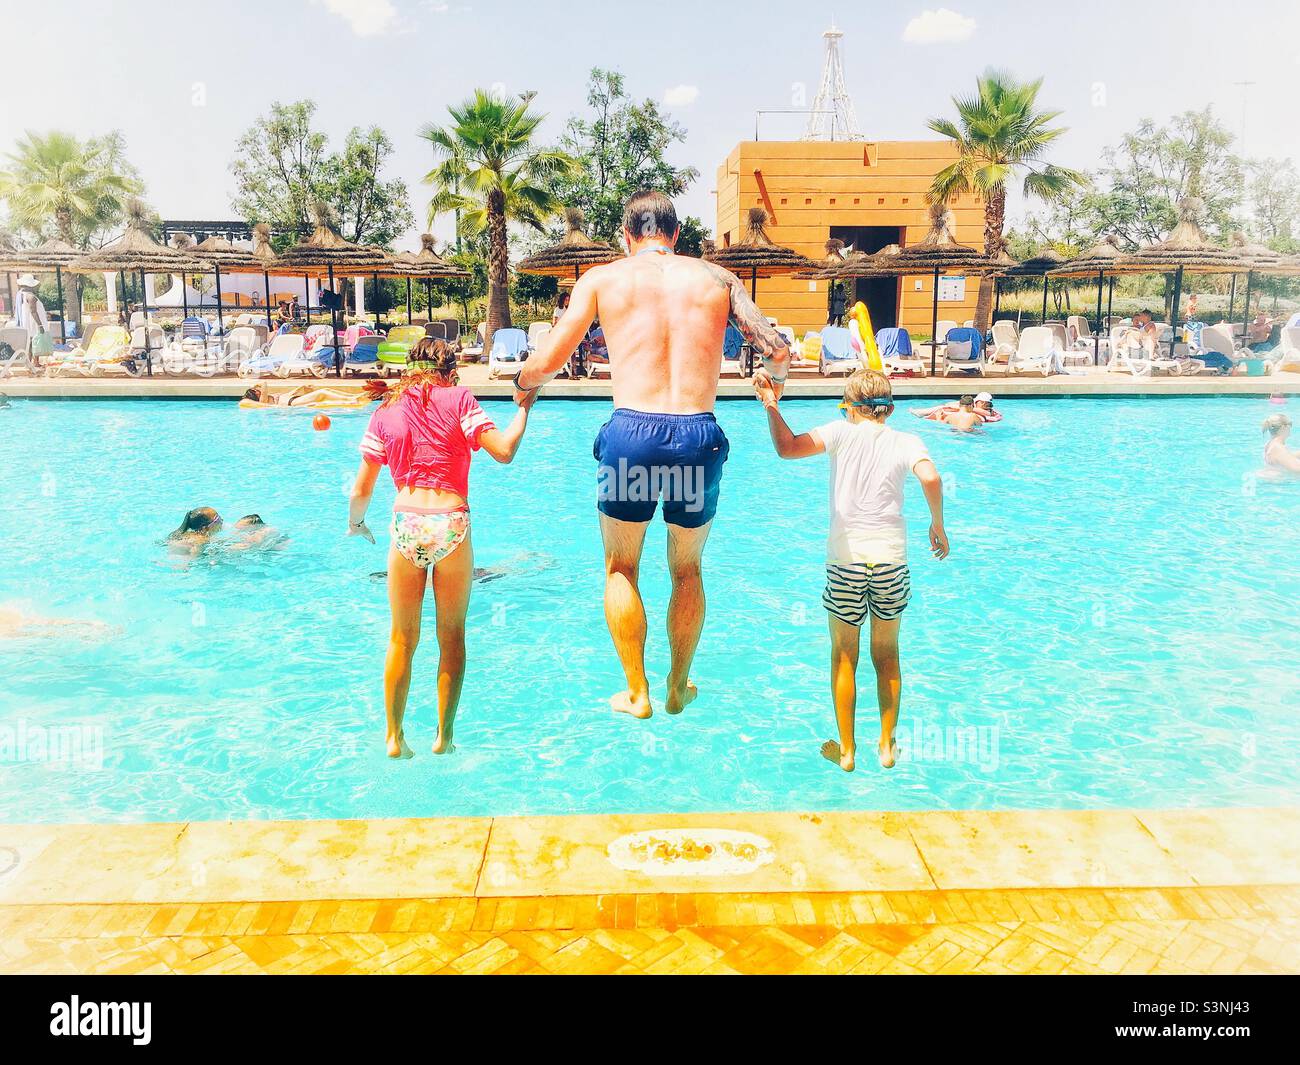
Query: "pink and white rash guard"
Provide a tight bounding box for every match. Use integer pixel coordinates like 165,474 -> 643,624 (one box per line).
360,384 -> 495,499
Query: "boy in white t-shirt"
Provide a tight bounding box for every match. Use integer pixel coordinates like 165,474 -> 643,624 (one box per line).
756,368 -> 949,771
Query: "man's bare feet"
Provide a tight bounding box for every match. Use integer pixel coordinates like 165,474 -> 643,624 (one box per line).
878,738 -> 898,769
820,740 -> 855,772
431,729 -> 455,755
610,690 -> 653,719
665,679 -> 698,715
386,732 -> 414,759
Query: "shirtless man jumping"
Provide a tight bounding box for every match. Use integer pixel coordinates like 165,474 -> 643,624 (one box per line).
512,190 -> 791,718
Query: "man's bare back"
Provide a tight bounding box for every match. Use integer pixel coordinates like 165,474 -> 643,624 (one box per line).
517,244 -> 789,412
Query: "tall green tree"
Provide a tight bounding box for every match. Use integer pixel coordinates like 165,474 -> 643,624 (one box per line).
928,71 -> 1087,330
0,129 -> 143,324
1078,108 -> 1243,249
420,90 -> 578,351
230,101 -> 412,246
548,69 -> 702,244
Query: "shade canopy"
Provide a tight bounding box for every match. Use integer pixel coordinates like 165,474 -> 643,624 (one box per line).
516,208 -> 621,278
186,233 -> 277,276
274,202 -> 390,276
793,237 -> 848,280
0,237 -> 83,273
386,233 -> 469,280
886,203 -> 1000,274
1109,198 -> 1255,276
704,207 -> 817,279
1049,235 -> 1127,279
68,202 -> 207,275
1000,246 -> 1065,278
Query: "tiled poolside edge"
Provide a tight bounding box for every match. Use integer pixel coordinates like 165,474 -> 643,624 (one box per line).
1,808 -> 1296,906
4,368 -> 1300,399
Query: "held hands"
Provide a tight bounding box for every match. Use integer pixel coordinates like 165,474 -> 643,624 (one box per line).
348,520 -> 376,545
929,523 -> 950,560
514,386 -> 539,411
752,368 -> 780,410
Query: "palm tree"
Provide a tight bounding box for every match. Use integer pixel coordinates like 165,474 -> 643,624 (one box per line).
928,71 -> 1087,331
0,130 -> 142,324
420,91 -> 578,353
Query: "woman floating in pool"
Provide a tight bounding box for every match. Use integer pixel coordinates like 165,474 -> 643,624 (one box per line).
1262,414 -> 1300,477
347,338 -> 535,758
167,506 -> 225,556
240,380 -> 387,409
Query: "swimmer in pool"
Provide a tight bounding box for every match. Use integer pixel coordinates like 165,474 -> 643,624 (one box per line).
913,390 -> 1002,425
1262,414 -> 1300,476
241,380 -> 386,408
0,603 -> 116,641
937,395 -> 984,433
167,506 -> 224,556
222,514 -> 284,552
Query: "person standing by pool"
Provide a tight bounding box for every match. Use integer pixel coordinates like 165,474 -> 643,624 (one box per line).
348,339 -> 535,758
509,189 -> 791,719
755,368 -> 949,771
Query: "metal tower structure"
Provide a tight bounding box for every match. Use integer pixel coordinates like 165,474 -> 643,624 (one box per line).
804,23 -> 862,141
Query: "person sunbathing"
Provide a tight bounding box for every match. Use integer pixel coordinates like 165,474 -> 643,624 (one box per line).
0,603 -> 116,641
1262,414 -> 1300,477
913,391 -> 1002,425
241,380 -> 386,408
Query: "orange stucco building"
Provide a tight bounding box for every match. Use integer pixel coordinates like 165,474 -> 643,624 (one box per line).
714,139 -> 984,338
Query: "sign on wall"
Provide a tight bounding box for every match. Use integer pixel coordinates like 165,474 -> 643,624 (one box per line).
937,276 -> 966,302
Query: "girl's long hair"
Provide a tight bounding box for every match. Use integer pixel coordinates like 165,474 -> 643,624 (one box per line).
381,338 -> 458,408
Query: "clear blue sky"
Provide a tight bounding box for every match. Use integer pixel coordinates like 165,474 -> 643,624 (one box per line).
3,0 -> 1297,247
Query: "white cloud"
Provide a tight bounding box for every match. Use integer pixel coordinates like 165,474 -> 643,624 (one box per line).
312,0 -> 398,37
664,85 -> 700,107
903,8 -> 977,45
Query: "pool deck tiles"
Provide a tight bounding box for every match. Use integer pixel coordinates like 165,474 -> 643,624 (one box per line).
1,808 -> 1297,973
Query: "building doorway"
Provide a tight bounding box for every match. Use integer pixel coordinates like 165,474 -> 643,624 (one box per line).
831,225 -> 900,330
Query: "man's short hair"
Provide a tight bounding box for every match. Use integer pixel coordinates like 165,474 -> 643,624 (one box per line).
622,190 -> 678,241
959,395 -> 975,408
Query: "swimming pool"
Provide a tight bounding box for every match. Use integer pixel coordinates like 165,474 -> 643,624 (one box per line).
1,395 -> 1297,824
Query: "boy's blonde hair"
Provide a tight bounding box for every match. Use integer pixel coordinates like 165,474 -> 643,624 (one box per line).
843,368 -> 893,419
1263,413 -> 1292,436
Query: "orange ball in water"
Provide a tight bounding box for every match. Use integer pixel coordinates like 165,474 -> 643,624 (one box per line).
312,414 -> 331,431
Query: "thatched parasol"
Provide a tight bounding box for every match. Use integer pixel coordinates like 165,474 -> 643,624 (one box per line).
385,234 -> 470,327
67,202 -> 208,369
704,208 -> 817,299
793,238 -> 848,280
993,246 -> 1067,327
515,208 -> 621,279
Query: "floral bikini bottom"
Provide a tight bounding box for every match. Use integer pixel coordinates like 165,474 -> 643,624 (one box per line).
390,508 -> 469,570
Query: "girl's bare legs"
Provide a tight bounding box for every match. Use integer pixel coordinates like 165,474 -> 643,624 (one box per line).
821,615 -> 861,772
430,532 -> 473,754
384,546 -> 428,758
869,614 -> 903,768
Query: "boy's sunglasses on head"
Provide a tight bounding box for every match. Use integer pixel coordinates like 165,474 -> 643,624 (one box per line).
839,399 -> 893,417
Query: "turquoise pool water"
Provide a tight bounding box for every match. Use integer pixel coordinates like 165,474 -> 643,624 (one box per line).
1,396 -> 1297,824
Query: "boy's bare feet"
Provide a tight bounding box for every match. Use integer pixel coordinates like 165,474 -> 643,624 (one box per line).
878,738 -> 898,769
611,690 -> 653,719
665,679 -> 698,715
386,732 -> 414,759
821,740 -> 855,772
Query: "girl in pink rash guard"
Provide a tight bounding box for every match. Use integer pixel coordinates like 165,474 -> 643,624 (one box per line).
347,338 -> 535,758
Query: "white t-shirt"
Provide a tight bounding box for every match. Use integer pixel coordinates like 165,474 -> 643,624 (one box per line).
814,419 -> 931,564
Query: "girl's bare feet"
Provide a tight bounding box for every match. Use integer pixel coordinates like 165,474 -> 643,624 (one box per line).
386,732 -> 414,759
820,740 -> 855,772
611,690 -> 653,719
431,728 -> 455,755
878,738 -> 898,769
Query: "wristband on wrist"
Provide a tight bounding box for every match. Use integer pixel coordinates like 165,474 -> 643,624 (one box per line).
511,370 -> 540,393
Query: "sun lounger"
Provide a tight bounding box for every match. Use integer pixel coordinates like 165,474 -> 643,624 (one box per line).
48,326 -> 133,377
984,322 -> 1018,375
819,325 -> 858,376
1276,328 -> 1300,373
238,333 -> 306,378
1008,326 -> 1060,376
0,327 -> 31,378
376,325 -> 427,376
941,326 -> 985,376
876,327 -> 925,376
344,336 -> 383,376
719,324 -> 745,378
487,327 -> 529,379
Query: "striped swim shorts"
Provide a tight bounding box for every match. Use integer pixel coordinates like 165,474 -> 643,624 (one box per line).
823,562 -> 911,625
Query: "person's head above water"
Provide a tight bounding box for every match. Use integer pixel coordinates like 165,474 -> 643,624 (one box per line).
959,395 -> 975,409
974,390 -> 994,411
170,506 -> 222,540
622,189 -> 679,252
1263,413 -> 1292,440
840,368 -> 894,423
235,514 -> 264,528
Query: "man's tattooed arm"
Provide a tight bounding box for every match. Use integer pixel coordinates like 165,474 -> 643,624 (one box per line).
700,260 -> 792,380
